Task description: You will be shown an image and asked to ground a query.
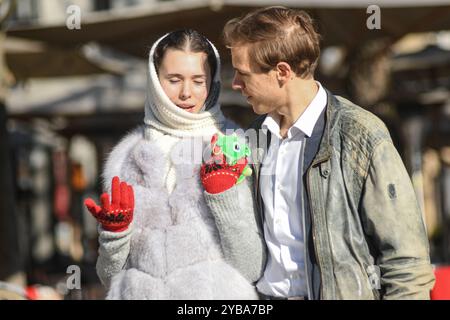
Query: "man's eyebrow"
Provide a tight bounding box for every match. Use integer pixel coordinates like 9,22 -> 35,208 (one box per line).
234,68 -> 248,74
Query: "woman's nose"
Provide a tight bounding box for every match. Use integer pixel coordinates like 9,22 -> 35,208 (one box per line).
231,73 -> 244,91
180,83 -> 191,100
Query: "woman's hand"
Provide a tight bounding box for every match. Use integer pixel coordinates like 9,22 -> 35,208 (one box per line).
84,176 -> 134,232
200,133 -> 252,194
200,158 -> 248,194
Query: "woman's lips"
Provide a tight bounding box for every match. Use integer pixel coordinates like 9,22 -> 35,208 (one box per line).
177,104 -> 195,112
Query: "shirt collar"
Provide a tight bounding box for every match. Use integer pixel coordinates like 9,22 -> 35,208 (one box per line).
261,113 -> 282,139
262,81 -> 327,139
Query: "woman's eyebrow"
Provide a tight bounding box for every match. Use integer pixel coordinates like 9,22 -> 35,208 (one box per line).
165,74 -> 207,78
166,73 -> 184,77
192,75 -> 207,79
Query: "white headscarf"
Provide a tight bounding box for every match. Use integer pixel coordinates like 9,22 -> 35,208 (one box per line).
143,33 -> 226,139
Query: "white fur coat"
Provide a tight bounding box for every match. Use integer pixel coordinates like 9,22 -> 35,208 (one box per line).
98,126 -> 259,299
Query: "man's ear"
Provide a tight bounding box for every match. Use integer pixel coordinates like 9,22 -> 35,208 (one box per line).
275,62 -> 293,84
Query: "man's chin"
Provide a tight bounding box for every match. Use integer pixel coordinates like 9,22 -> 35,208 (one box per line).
253,110 -> 266,115
251,104 -> 267,115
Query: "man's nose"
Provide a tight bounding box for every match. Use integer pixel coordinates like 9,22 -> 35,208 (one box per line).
231,73 -> 244,91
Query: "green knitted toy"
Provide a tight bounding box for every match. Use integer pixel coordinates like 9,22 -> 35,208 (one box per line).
211,132 -> 252,184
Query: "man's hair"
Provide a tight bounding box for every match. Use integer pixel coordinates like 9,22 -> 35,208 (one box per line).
223,6 -> 321,78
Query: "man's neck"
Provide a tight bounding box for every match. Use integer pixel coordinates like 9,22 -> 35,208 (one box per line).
273,79 -> 319,138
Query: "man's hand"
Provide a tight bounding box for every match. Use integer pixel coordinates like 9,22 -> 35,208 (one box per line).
84,176 -> 134,232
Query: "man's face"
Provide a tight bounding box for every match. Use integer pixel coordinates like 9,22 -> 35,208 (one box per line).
230,45 -> 283,115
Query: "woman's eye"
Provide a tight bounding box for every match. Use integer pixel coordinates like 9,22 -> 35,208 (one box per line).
169,79 -> 180,84
194,81 -> 205,86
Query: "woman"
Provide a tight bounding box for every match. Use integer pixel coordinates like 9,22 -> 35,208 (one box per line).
84,29 -> 265,299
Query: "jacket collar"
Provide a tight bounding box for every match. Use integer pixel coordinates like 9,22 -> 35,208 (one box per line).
250,87 -> 340,168
309,89 -> 338,167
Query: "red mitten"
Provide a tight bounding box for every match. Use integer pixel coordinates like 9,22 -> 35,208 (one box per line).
84,176 -> 134,232
200,155 -> 248,194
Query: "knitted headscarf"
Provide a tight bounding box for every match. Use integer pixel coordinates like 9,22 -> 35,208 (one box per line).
144,32 -> 225,139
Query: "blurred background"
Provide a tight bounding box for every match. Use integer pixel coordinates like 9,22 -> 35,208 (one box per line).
0,0 -> 449,300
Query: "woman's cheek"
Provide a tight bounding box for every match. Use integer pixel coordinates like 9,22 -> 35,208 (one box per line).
193,86 -> 208,101
162,83 -> 179,100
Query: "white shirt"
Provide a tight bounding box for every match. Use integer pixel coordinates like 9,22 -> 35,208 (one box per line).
256,82 -> 327,298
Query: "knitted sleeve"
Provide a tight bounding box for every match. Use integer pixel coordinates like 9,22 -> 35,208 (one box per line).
203,177 -> 266,283
96,224 -> 132,288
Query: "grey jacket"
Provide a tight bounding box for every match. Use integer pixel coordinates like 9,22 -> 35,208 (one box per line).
249,89 -> 435,300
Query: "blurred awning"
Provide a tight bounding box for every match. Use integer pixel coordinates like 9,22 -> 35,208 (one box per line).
390,44 -> 450,103
4,37 -> 127,80
6,0 -> 450,63
392,44 -> 450,71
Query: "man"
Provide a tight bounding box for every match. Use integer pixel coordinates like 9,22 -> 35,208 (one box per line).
223,6 -> 435,300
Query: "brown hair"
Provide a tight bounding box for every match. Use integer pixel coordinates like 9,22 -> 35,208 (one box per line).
154,29 -> 217,79
223,6 -> 321,78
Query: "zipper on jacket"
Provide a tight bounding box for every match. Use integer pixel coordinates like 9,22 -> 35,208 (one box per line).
306,165 -> 324,299
300,138 -> 313,300
301,181 -> 313,299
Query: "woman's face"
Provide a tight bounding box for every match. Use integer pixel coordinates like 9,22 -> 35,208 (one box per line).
158,48 -> 211,113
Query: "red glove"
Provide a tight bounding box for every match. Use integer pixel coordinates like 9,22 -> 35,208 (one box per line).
200,154 -> 248,194
84,176 -> 134,232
